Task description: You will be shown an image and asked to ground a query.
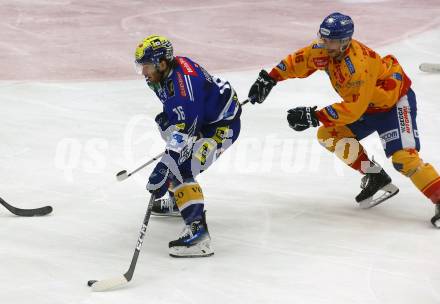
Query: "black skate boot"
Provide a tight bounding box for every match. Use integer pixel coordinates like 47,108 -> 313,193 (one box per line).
431,204 -> 440,228
169,211 -> 213,258
356,166 -> 399,209
152,195 -> 180,217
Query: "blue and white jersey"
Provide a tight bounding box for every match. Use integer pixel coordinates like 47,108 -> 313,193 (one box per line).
149,56 -> 240,165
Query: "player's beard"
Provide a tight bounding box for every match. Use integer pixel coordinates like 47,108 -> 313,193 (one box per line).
328,49 -> 343,60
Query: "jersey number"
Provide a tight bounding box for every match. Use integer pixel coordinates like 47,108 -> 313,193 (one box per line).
173,106 -> 185,121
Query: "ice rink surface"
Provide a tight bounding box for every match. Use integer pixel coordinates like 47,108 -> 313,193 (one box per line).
1,1 -> 440,303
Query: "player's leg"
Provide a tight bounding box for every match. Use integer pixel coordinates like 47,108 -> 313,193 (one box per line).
168,119 -> 241,256
385,89 -> 440,227
317,124 -> 373,173
151,189 -> 180,216
392,149 -> 440,204
168,177 -> 213,257
317,123 -> 398,207
193,118 -> 241,174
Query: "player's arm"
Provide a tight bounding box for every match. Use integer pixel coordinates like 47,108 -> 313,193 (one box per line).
248,44 -> 318,104
269,45 -> 318,81
287,64 -> 375,130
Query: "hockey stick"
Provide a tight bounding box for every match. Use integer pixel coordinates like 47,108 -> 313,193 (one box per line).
0,197 -> 52,217
115,98 -> 250,182
419,63 -> 440,73
116,151 -> 165,181
87,194 -> 155,291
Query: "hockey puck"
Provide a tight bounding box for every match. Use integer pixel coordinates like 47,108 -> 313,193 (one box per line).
87,280 -> 97,287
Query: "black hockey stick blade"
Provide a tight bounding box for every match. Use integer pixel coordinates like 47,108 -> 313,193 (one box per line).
0,197 -> 53,217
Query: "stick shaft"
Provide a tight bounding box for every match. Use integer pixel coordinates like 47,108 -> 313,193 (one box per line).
123,194 -> 155,281
128,152 -> 165,176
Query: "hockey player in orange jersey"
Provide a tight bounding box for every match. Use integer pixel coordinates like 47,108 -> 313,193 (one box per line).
247,12 -> 440,228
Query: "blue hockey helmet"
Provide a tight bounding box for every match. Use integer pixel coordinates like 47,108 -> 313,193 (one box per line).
319,12 -> 354,40
135,35 -> 174,66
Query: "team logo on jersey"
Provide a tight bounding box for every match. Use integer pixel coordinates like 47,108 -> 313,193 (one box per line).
392,73 -> 402,81
380,129 -> 399,144
176,57 -> 198,76
398,105 -> 411,134
312,43 -> 324,49
277,61 -> 287,71
166,79 -> 175,97
344,57 -> 356,75
325,106 -> 339,119
312,56 -> 329,68
171,133 -> 184,144
176,72 -> 187,97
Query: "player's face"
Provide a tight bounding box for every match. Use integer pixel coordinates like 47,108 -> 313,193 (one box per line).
140,61 -> 169,83
321,38 -> 350,59
141,63 -> 161,83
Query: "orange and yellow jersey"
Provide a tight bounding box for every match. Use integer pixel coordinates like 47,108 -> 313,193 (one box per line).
269,39 -> 412,127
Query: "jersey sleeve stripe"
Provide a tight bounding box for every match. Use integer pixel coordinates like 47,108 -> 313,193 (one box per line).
184,75 -> 195,101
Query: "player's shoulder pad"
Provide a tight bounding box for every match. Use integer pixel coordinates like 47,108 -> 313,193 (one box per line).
175,56 -> 199,77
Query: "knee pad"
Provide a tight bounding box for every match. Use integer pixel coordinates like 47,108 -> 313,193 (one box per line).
391,149 -> 423,177
171,180 -> 204,211
392,149 -> 440,202
318,126 -> 351,151
317,125 -> 364,165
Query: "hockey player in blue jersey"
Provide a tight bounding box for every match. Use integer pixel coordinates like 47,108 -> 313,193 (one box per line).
135,35 -> 242,257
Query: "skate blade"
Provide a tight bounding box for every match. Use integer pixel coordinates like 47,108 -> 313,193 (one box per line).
152,212 -> 181,217
169,240 -> 214,258
359,183 -> 399,209
169,252 -> 214,258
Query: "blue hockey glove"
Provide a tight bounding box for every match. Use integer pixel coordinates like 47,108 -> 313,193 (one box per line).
287,106 -> 319,131
146,162 -> 170,198
248,70 -> 277,104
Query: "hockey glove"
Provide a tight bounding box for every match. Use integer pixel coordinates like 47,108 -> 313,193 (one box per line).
156,111 -> 177,142
248,70 -> 277,104
287,106 -> 319,131
147,162 -> 170,198
155,111 -> 170,131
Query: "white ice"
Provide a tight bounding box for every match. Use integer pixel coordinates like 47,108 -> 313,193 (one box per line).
1,18 -> 440,304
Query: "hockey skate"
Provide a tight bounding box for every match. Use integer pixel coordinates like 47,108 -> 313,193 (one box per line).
356,168 -> 399,209
169,211 -> 214,258
431,204 -> 440,228
152,196 -> 180,217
